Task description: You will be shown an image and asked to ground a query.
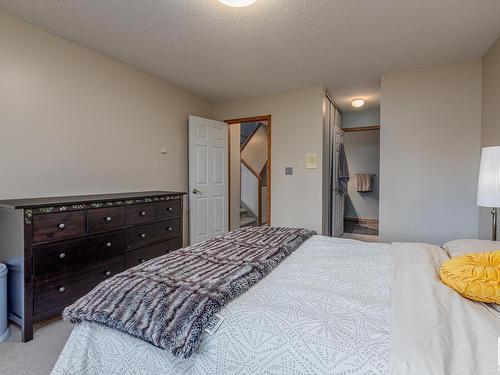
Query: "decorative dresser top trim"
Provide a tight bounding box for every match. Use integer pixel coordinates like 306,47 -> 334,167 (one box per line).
0,191 -> 185,211
27,195 -> 184,216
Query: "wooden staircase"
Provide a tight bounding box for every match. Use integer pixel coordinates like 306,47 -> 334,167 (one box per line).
239,121 -> 269,227
240,206 -> 257,227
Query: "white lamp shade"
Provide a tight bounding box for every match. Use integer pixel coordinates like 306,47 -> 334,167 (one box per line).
477,146 -> 500,207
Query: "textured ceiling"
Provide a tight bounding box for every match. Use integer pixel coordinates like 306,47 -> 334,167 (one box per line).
1,0 -> 499,110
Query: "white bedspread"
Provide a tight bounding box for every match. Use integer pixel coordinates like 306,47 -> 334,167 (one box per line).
390,242 -> 500,375
53,236 -> 500,374
52,236 -> 392,375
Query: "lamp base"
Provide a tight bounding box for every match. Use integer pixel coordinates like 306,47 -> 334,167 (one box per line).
492,208 -> 497,241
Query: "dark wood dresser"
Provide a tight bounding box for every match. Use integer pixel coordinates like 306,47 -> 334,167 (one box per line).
0,191 -> 185,342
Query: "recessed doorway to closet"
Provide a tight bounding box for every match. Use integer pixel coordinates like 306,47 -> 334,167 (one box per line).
341,108 -> 380,241
225,116 -> 271,230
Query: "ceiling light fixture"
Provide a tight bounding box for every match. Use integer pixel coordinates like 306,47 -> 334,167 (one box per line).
351,99 -> 365,108
218,0 -> 257,7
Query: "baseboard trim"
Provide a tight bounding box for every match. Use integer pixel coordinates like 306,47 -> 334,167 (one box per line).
344,217 -> 379,225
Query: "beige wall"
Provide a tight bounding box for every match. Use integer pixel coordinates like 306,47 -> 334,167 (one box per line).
480,38 -> 500,240
214,87 -> 325,233
380,60 -> 482,244
0,12 -> 213,243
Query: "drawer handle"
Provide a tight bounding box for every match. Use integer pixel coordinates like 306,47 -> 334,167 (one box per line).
140,233 -> 147,238
167,207 -> 173,212
167,227 -> 173,231
105,216 -> 112,222
58,223 -> 66,230
106,242 -> 112,248
140,211 -> 147,216
59,252 -> 66,259
105,270 -> 111,277
58,287 -> 66,293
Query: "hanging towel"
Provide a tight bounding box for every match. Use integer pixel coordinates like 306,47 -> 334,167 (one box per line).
338,143 -> 349,194
356,173 -> 374,192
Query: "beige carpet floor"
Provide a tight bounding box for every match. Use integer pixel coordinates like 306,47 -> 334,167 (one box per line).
0,319 -> 73,375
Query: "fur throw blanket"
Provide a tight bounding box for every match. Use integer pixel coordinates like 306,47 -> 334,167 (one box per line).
63,226 -> 315,358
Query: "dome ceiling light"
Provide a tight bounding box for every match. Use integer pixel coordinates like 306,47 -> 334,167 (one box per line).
351,99 -> 365,108
218,0 -> 257,7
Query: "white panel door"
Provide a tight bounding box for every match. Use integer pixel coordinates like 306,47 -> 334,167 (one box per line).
332,119 -> 345,237
188,116 -> 228,245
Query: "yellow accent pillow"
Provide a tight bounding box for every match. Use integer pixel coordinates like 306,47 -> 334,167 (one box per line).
439,250 -> 500,303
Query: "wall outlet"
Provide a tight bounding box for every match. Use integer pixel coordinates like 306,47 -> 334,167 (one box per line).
285,167 -> 293,176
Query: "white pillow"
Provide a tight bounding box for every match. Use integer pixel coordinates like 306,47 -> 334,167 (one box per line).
442,239 -> 500,258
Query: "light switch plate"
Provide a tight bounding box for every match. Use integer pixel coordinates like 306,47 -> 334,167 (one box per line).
306,153 -> 318,169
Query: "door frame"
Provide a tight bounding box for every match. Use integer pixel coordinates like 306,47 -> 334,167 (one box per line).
225,115 -> 272,227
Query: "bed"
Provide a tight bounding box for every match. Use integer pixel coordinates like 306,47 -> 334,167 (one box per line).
51,234 -> 500,375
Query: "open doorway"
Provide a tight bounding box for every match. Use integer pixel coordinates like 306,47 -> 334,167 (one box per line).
341,108 -> 380,242
225,116 -> 271,230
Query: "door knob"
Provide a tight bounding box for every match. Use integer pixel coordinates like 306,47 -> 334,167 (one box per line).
192,189 -> 203,195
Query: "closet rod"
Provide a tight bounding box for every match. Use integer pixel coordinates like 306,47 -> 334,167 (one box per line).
343,125 -> 380,133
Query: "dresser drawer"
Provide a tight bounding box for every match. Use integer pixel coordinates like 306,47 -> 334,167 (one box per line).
127,203 -> 156,226
126,218 -> 181,249
32,231 -> 126,275
155,218 -> 181,242
33,256 -> 124,319
33,211 -> 85,243
125,237 -> 182,269
87,206 -> 125,233
156,200 -> 181,220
